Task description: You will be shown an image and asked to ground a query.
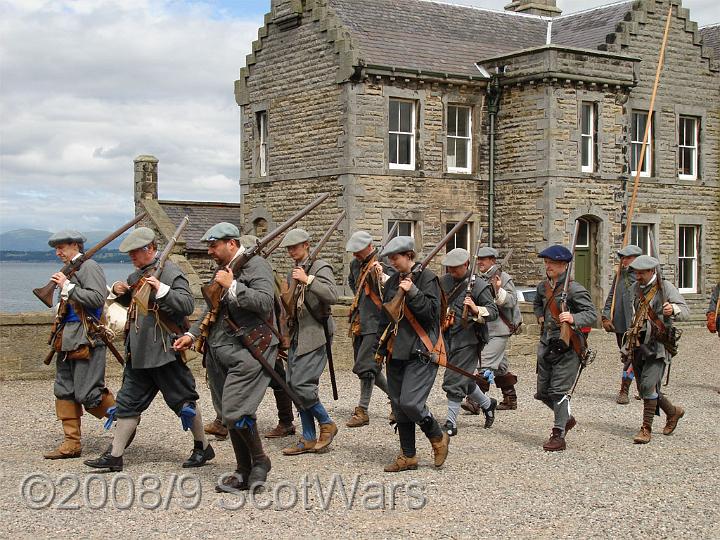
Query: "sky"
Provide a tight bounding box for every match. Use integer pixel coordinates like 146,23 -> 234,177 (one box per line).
0,0 -> 717,234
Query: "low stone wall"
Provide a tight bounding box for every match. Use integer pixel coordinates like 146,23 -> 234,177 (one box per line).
4,299 -> 700,380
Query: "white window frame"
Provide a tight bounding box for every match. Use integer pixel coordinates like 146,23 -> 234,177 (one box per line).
678,115 -> 698,180
257,111 -> 268,177
387,220 -> 415,238
580,102 -> 596,173
447,105 -> 472,174
388,99 -> 415,170
575,218 -> 590,248
445,222 -> 472,252
677,225 -> 699,293
630,111 -> 652,177
630,223 -> 652,255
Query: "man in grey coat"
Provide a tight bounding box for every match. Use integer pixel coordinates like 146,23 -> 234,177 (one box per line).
345,230 -> 391,428
85,227 -> 212,472
376,236 -> 448,472
175,223 -> 276,491
440,248 -> 499,436
625,255 -> 689,444
44,231 -> 116,459
601,245 -> 642,404
463,247 -> 522,413
279,228 -> 339,456
534,245 -> 598,452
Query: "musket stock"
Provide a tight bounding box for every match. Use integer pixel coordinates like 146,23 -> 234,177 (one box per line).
33,212 -> 148,307
461,229 -> 484,326
559,220 -> 580,348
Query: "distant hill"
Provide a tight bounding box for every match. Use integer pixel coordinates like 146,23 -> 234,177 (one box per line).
0,229 -> 128,252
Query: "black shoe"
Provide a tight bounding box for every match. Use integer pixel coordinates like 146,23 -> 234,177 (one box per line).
84,451 -> 123,472
482,398 -> 497,429
215,471 -> 249,493
183,441 -> 215,468
443,420 -> 458,437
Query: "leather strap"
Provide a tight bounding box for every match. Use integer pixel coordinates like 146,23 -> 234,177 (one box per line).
543,281 -> 583,356
402,306 -> 447,366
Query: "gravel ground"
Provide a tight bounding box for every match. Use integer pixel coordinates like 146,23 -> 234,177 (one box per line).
1,328 -> 718,539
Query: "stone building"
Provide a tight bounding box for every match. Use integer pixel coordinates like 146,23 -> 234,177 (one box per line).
234,0 -> 719,319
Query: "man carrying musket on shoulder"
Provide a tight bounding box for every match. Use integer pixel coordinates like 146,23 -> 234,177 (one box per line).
624,255 -> 688,444
463,246 -> 522,413
44,231 -> 116,459
602,244 -> 643,405
534,245 -> 597,452
85,227 -> 212,472
279,228 -> 339,456
174,223 -> 276,491
376,236 -> 449,472
440,247 -> 499,436
345,230 -> 392,428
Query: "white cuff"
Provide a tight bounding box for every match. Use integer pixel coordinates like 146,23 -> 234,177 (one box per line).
184,331 -> 197,341
306,275 -> 315,286
60,281 -> 75,301
381,273 -> 390,284
671,303 -> 681,316
155,282 -> 170,299
227,279 -> 238,301
477,306 -> 490,317
495,287 -> 507,306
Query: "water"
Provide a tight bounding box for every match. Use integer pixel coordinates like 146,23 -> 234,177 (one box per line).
0,261 -> 136,313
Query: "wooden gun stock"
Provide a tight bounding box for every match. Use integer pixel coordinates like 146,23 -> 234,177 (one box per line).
560,220 -> 580,349
33,212 -> 148,307
461,229 -> 484,326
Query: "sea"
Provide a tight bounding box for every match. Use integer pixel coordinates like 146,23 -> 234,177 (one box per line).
0,261 -> 135,313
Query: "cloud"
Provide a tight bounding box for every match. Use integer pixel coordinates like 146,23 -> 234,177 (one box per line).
0,0 -> 263,232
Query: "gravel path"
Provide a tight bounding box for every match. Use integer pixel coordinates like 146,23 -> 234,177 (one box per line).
1,328 -> 718,539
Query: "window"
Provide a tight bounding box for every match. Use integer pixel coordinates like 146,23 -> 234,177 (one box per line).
387,220 -> 414,238
580,102 -> 596,172
445,222 -> 471,252
575,218 -> 590,248
447,105 -> 471,173
678,225 -> 699,293
678,116 -> 698,180
389,99 -> 415,169
630,224 -> 652,255
257,111 -> 268,177
631,111 -> 652,177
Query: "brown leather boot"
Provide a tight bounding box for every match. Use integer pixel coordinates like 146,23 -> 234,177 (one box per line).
383,454 -> 419,472
282,438 -> 317,455
85,390 -> 116,419
204,416 -> 228,440
315,422 -> 338,451
44,400 -> 82,459
633,399 -> 657,444
616,378 -> 631,405
216,430 -> 252,492
495,373 -> 518,410
461,397 -> 481,415
542,428 -> 566,451
497,395 -> 517,411
429,432 -> 449,467
346,406 -> 370,428
658,396 -> 684,435
264,422 -> 296,439
238,427 -> 271,488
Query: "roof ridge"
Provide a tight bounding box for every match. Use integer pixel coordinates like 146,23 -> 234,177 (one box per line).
158,199 -> 242,206
554,0 -> 635,21
417,0 -> 549,20
699,22 -> 720,29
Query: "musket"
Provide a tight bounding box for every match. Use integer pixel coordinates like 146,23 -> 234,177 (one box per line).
559,220 -> 580,349
195,193 -> 330,354
383,211 -> 473,323
202,193 -> 330,311
281,209 -> 347,401
460,228 -> 484,327
33,212 -> 148,307
648,232 -> 672,386
416,349 -> 488,386
134,215 -> 189,315
382,221 -> 400,249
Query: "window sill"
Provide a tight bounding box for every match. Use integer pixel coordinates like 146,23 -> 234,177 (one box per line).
388,164 -> 415,171
447,168 -> 472,175
678,175 -> 698,181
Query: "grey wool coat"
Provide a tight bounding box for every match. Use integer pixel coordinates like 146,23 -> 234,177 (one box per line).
484,271 -> 522,338
376,263 -> 441,360
116,258 -> 194,369
347,253 -> 394,336
629,278 -> 689,359
439,272 -> 498,354
57,258 -> 108,351
602,267 -> 636,334
287,259 -> 338,357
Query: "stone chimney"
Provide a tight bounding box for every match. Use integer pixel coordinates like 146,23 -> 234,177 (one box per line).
134,155 -> 158,208
271,0 -> 303,30
504,0 -> 561,17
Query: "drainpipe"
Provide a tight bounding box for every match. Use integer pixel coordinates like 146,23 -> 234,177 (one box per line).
486,73 -> 502,247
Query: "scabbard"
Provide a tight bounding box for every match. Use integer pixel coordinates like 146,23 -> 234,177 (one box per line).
418,350 -> 485,386
101,336 -> 126,366
321,319 -> 339,401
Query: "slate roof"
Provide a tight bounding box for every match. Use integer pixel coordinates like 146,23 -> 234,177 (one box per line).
158,200 -> 242,252
700,24 -> 720,61
327,0 -> 637,77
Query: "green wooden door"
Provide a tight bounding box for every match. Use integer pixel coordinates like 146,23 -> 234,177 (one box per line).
575,247 -> 591,290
